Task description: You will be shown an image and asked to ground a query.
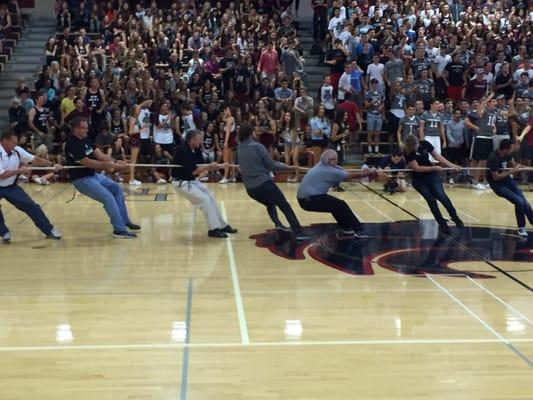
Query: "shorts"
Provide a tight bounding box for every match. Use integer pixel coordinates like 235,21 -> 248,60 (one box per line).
366,113 -> 383,131
311,138 -> 328,148
424,136 -> 441,163
470,136 -> 493,161
157,143 -> 175,157
130,133 -> 140,147
447,86 -> 463,101
140,138 -> 152,156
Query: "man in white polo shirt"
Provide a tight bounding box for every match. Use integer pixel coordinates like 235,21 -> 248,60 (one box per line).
0,130 -> 61,243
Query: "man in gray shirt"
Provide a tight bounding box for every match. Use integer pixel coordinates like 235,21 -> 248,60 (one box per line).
297,149 -> 374,238
237,124 -> 309,240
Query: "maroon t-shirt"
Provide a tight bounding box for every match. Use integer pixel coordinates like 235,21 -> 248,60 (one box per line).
464,79 -> 487,102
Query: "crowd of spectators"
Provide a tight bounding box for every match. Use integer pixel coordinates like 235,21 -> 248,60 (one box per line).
4,0 -> 533,191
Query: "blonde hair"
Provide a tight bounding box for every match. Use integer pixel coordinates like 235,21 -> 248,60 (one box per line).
35,144 -> 48,158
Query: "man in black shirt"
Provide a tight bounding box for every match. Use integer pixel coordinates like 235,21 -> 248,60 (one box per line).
172,130 -> 237,238
65,117 -> 140,239
325,39 -> 347,91
486,139 -> 533,237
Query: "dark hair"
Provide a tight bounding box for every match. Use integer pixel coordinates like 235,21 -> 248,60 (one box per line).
71,117 -> 88,129
499,138 -> 512,151
391,147 -> 403,157
0,131 -> 16,141
238,124 -> 254,142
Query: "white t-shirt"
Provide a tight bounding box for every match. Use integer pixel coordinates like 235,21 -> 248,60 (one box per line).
328,17 -> 345,39
434,54 -> 451,75
320,85 -> 335,110
138,109 -> 151,139
338,72 -> 352,101
0,144 -> 34,187
153,114 -> 173,144
367,63 -> 385,85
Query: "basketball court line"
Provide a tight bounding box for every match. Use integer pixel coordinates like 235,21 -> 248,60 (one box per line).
427,274 -> 532,367
220,201 -> 250,345
179,278 -> 193,400
354,182 -> 533,292
410,198 -> 480,222
343,185 -> 395,222
466,276 -> 533,325
0,338 -> 532,353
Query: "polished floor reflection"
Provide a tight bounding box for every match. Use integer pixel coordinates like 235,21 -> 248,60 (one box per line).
0,182 -> 531,399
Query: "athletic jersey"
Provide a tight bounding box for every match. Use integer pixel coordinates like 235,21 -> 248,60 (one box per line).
477,108 -> 498,136
153,113 -> 173,144
495,106 -> 510,136
399,115 -> 420,140
110,119 -> 125,136
390,93 -> 406,118
85,89 -> 104,122
182,113 -> 196,133
365,90 -> 384,115
32,106 -> 49,134
138,109 -> 151,139
320,85 -> 335,110
516,109 -> 530,126
414,78 -> 434,102
421,111 -> 442,137
441,111 -> 453,129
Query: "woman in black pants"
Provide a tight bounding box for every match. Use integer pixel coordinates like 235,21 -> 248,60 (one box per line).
403,135 -> 464,234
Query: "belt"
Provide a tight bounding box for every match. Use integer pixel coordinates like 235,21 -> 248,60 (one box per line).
175,180 -> 194,188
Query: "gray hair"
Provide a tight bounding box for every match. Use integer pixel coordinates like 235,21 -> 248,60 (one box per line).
185,129 -> 201,143
320,149 -> 338,165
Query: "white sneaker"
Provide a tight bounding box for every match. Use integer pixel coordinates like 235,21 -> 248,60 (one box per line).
157,178 -> 167,185
47,227 -> 61,240
33,176 -> 44,185
517,228 -> 528,238
229,177 -> 237,183
287,176 -> 297,183
2,232 -> 11,243
219,177 -> 229,184
448,178 -> 454,185
199,176 -> 209,182
472,183 -> 486,190
129,179 -> 142,186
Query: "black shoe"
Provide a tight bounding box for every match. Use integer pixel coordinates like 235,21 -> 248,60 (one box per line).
439,223 -> 451,235
275,225 -> 292,232
340,229 -> 355,237
221,225 -> 238,234
452,218 -> 464,228
113,230 -> 137,239
208,229 -> 228,238
126,223 -> 141,231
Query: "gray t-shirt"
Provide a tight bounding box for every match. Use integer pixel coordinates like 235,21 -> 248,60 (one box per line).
297,163 -> 348,199
385,59 -> 404,83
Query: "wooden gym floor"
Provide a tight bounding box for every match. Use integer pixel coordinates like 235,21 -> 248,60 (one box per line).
0,181 -> 531,399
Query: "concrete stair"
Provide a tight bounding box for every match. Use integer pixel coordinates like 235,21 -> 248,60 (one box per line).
0,17 -> 56,129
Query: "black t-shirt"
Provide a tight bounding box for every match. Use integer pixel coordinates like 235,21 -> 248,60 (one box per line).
65,134 -> 96,180
404,140 -> 435,180
486,150 -> 512,185
445,62 -> 465,86
379,155 -> 406,171
172,142 -> 203,180
326,49 -> 346,74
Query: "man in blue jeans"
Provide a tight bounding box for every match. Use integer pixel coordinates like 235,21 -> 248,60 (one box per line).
0,130 -> 61,243
487,139 -> 533,238
65,117 -> 140,238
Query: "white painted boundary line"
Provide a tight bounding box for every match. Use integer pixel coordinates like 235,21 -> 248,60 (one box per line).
220,201 -> 250,345
1,338 -> 533,352
466,276 -> 533,325
426,274 -> 509,343
412,198 -> 479,222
